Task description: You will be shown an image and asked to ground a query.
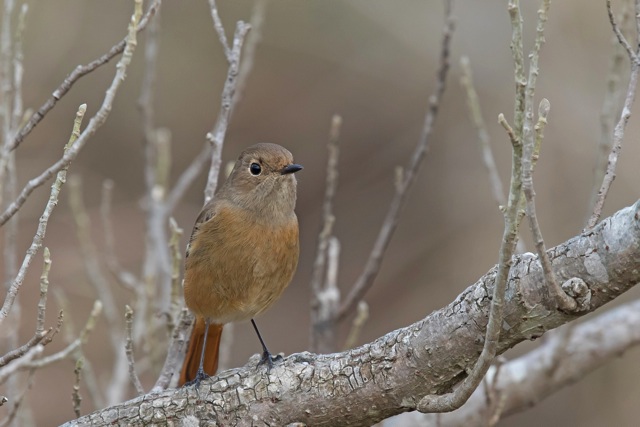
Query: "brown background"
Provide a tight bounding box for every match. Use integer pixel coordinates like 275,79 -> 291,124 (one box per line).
2,1 -> 640,426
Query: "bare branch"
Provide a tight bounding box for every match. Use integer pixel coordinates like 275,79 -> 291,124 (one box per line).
0,370 -> 34,427
167,217 -> 184,332
0,330 -> 46,368
166,0 -> 265,213
204,21 -> 252,203
587,2 -> 630,223
522,100 -> 577,311
139,1 -> 172,315
54,291 -> 104,409
416,299 -> 640,427
310,115 -> 342,352
99,180 -> 139,292
460,57 -> 526,254
68,176 -> 120,345
606,0 -> 637,63
124,306 -> 144,396
22,300 -> 102,370
342,301 -> 369,351
0,0 -> 145,226
164,143 -> 212,212
459,57 -> 506,208
72,358 -> 83,418
151,308 -> 191,392
338,0 -> 454,322
6,0 -> 161,153
232,0 -> 266,109
0,345 -> 42,383
587,0 -> 640,228
208,0 -> 232,61
0,104 -> 86,323
36,247 -> 52,334
418,0 -> 553,412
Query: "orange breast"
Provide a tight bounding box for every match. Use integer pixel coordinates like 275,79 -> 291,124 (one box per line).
183,205 -> 299,323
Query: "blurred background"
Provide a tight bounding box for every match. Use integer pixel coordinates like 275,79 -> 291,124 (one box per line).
1,0 -> 640,425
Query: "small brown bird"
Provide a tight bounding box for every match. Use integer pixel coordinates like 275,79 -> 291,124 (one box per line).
179,143 -> 302,386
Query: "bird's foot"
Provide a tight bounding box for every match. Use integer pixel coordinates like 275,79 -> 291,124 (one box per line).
257,350 -> 282,372
183,368 -> 209,388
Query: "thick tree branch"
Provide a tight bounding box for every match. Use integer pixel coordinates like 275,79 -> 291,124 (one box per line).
61,200 -> 640,427
416,298 -> 640,426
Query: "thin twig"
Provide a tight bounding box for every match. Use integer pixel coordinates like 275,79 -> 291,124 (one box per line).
151,308 -> 191,391
0,370 -> 34,427
0,0 -> 146,227
139,1 -> 172,321
459,57 -> 506,208
523,100 -> 576,311
460,56 -> 526,254
519,0 -> 575,311
342,301 -> 369,351
0,3 -> 27,222
606,0 -> 637,63
167,218 -> 184,334
7,0 -> 161,153
419,0 -> 533,411
208,0 -> 232,61
68,176 -> 120,346
312,237 -> 341,353
0,345 -> 43,383
23,300 -> 102,369
10,4 -> 27,134
337,0 -> 454,322
587,0 -> 640,229
164,143 -> 212,213
100,180 -> 138,292
36,247 -> 52,334
165,1 -> 265,209
231,0 -> 266,110
54,291 -> 104,409
0,248 -> 57,367
0,104 -> 86,323
418,113 -> 523,413
204,21 -> 252,203
310,115 -> 342,352
0,330 -> 46,368
40,309 -> 63,347
125,305 -> 145,395
587,3 -> 629,223
72,357 -> 83,418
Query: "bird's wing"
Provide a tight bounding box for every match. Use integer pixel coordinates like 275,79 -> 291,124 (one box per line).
185,202 -> 217,260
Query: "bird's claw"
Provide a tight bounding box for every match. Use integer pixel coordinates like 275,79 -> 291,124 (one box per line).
258,351 -> 282,372
183,368 -> 209,388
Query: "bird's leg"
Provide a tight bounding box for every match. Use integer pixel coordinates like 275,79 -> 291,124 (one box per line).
251,318 -> 282,370
185,318 -> 211,387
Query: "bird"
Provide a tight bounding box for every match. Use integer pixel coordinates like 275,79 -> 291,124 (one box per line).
178,142 -> 302,386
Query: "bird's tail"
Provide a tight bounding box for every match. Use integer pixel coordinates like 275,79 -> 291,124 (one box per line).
179,317 -> 223,386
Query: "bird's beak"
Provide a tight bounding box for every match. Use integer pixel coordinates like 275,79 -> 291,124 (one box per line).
280,164 -> 303,175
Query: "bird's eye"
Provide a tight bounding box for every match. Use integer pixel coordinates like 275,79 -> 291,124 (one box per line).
249,162 -> 262,176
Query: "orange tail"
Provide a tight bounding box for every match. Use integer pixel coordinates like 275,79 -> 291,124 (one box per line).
179,317 -> 223,386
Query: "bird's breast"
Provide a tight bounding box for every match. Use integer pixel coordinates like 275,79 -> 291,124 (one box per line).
183,205 -> 299,323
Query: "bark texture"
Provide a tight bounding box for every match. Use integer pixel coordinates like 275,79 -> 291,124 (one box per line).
61,200 -> 640,427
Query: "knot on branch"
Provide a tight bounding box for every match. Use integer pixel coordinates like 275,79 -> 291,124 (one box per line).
561,277 -> 591,312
